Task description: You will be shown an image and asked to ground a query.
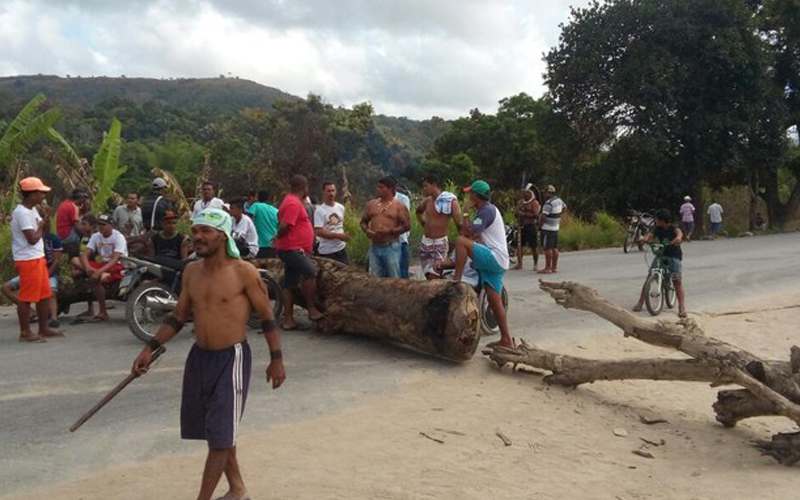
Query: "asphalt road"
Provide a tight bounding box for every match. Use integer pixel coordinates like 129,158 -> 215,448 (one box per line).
1,232 -> 799,495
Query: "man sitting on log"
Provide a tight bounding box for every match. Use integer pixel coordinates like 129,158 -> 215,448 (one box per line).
416,174 -> 462,279
451,180 -> 513,348
360,176 -> 411,278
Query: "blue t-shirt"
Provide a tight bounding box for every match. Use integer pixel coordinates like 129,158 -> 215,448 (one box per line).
44,233 -> 63,275
248,202 -> 279,249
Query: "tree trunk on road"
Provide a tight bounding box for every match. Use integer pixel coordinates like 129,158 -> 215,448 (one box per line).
256,257 -> 481,362
483,280 -> 800,465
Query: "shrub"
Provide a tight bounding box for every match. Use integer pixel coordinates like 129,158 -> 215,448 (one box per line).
559,211 -> 625,251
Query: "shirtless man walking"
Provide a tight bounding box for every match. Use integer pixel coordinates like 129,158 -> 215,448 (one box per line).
415,174 -> 462,279
360,177 -> 410,278
132,208 -> 285,500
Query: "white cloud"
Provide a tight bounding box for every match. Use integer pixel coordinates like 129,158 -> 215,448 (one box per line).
0,0 -> 592,119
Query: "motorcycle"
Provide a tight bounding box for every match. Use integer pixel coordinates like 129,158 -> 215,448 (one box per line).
623,210 -> 655,254
119,256 -> 283,342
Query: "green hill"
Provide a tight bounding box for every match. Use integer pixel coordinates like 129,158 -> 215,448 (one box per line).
0,74 -> 299,114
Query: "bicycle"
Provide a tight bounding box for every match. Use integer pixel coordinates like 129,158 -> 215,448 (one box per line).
642,243 -> 677,316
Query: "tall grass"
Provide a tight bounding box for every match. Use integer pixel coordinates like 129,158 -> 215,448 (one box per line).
559,212 -> 625,251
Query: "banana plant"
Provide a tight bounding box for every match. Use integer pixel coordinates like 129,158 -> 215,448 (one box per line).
0,93 -> 80,176
91,117 -> 127,214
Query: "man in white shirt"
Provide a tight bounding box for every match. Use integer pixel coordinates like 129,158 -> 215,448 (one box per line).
229,198 -> 260,258
192,181 -> 225,218
11,177 -> 62,342
679,196 -> 696,241
707,201 -> 724,239
451,180 -> 512,348
314,182 -> 350,264
81,214 -> 128,321
539,185 -> 566,274
395,185 -> 412,278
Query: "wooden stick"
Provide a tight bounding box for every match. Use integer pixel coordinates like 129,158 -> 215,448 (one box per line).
69,346 -> 165,432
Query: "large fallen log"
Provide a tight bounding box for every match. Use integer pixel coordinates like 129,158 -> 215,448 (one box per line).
483,280 -> 800,465
256,257 -> 481,362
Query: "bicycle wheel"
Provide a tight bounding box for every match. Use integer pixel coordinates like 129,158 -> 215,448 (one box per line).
664,277 -> 677,309
623,229 -> 633,253
644,272 -> 664,316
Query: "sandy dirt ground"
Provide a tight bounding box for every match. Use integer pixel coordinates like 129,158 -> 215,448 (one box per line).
6,291 -> 800,500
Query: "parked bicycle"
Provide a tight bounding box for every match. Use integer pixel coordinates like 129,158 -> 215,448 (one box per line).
624,210 -> 655,253
641,243 -> 677,316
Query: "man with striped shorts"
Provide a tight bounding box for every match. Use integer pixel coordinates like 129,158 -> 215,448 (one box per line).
132,208 -> 285,500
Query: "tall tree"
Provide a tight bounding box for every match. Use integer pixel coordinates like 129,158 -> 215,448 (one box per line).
545,0 -> 779,225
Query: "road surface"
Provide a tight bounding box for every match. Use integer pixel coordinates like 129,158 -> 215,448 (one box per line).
1,232 -> 798,495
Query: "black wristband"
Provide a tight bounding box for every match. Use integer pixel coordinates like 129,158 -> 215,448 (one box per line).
270,349 -> 282,361
261,319 -> 277,333
147,337 -> 162,351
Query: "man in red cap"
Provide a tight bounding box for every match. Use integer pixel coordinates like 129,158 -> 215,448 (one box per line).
10,177 -> 63,342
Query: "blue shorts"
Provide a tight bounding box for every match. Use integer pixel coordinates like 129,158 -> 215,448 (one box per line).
470,243 -> 505,293
181,342 -> 251,449
5,275 -> 58,293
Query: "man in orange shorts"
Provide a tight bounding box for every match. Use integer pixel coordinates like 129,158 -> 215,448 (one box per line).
10,177 -> 63,342
80,214 -> 128,321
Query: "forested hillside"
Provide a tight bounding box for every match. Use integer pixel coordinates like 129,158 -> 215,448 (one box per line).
0,75 -> 449,202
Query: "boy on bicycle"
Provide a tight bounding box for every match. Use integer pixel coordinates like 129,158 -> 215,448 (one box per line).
633,209 -> 687,318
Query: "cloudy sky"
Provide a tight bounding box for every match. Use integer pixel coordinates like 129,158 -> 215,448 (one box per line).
0,0 -> 591,119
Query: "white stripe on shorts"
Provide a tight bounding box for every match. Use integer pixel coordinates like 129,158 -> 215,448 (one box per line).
232,343 -> 242,446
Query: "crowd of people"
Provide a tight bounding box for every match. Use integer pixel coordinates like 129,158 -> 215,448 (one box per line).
6,171 -> 750,349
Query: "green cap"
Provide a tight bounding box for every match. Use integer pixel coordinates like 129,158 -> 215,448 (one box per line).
191,208 -> 240,259
464,179 -> 491,199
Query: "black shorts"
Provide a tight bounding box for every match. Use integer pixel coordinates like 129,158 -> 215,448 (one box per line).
277,250 -> 318,288
541,229 -> 559,250
520,224 -> 538,248
318,248 -> 349,265
181,342 -> 251,449
256,247 -> 276,259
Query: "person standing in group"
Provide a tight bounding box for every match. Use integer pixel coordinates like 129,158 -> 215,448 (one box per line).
3,230 -> 64,329
131,208 -> 285,500
10,177 -> 62,342
56,188 -> 89,253
679,196 -> 696,242
633,209 -> 687,318
314,182 -> 351,264
415,174 -> 462,279
141,177 -> 175,232
192,181 -> 225,218
147,210 -> 190,262
395,183 -> 412,278
243,191 -> 257,213
275,175 -> 325,329
514,185 -> 541,271
538,185 -> 566,274
450,180 -> 512,348
229,198 -> 260,259
112,192 -> 144,237
248,190 -> 279,258
80,214 -> 128,321
360,177 -> 411,279
707,200 -> 724,239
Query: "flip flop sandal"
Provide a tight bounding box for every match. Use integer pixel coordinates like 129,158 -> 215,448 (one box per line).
214,494 -> 251,500
307,312 -> 325,321
19,335 -> 46,343
41,330 -> 65,338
